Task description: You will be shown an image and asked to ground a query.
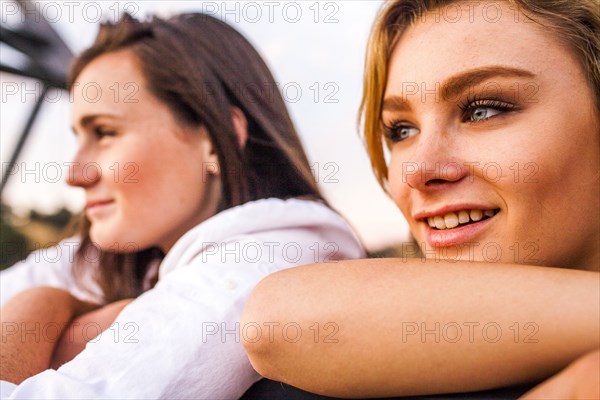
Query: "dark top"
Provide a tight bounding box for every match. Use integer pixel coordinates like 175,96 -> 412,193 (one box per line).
241,379 -> 536,400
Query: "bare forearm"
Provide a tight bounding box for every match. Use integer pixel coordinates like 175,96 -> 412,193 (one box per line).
521,349 -> 600,399
242,259 -> 600,398
0,288 -> 79,384
50,298 -> 133,369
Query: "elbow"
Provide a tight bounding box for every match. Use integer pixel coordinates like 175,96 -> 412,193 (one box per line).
242,263 -> 339,387
241,272 -> 287,381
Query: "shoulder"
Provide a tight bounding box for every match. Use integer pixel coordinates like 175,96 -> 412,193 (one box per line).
159,198 -> 365,277
0,238 -> 103,305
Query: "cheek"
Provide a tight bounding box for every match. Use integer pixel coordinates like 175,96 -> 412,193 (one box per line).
105,143 -> 162,213
129,143 -> 205,215
387,153 -> 410,211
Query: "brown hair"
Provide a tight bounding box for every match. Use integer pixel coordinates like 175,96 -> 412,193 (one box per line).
70,13 -> 323,302
359,0 -> 600,188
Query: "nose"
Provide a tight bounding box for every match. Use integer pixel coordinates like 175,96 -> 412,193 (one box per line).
65,147 -> 101,188
400,126 -> 469,191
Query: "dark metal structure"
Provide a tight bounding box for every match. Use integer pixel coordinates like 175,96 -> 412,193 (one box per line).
0,0 -> 73,194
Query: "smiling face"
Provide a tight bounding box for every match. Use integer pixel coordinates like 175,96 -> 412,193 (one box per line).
383,1 -> 600,270
69,50 -> 222,253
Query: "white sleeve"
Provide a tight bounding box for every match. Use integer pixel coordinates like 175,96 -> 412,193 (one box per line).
0,239 -> 102,306
0,228 -> 353,399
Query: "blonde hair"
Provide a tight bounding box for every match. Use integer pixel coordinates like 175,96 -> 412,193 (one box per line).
359,0 -> 600,188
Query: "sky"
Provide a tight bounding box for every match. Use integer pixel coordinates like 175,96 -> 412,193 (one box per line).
0,0 -> 411,250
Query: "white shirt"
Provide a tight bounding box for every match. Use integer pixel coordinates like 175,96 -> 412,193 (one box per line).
0,198 -> 364,399
0,240 -> 103,306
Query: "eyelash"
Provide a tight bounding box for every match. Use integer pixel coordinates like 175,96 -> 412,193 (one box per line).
93,127 -> 116,139
383,121 -> 417,143
459,97 -> 516,122
383,97 -> 517,143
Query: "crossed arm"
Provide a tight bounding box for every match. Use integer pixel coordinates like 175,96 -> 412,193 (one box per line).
2,261 -> 598,398
242,259 -> 600,398
0,287 -> 132,384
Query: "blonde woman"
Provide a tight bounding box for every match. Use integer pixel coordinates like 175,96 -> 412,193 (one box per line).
242,0 -> 600,398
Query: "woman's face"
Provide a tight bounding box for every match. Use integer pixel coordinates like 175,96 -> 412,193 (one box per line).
69,50 -> 222,253
383,1 -> 599,270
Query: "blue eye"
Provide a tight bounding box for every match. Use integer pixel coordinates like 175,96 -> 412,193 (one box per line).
470,107 -> 502,122
460,98 -> 515,122
383,121 -> 419,143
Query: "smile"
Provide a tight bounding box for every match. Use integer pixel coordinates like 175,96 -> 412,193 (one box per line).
86,200 -> 115,218
426,209 -> 500,230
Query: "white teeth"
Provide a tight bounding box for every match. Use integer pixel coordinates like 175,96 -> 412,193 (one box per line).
458,210 -> 470,224
444,213 -> 459,229
427,209 -> 498,230
434,215 -> 446,229
470,209 -> 483,222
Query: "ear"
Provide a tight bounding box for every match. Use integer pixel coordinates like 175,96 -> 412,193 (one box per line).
230,106 -> 248,149
197,126 -> 220,178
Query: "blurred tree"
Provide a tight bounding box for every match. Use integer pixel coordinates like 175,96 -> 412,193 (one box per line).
0,217 -> 29,270
0,205 -> 75,270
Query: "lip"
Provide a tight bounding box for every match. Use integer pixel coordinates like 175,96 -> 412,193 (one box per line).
86,199 -> 115,217
413,203 -> 498,221
424,212 -> 498,248
86,199 -> 114,209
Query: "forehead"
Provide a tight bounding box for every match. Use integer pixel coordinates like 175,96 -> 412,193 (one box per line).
76,49 -> 142,84
385,1 -> 581,94
71,50 -> 149,121
72,50 -> 146,102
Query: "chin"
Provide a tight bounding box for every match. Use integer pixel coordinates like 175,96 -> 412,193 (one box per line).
89,227 -> 130,252
89,233 -> 117,252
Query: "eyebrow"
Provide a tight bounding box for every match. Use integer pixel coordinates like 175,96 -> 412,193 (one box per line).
71,114 -> 119,134
382,66 -> 536,112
